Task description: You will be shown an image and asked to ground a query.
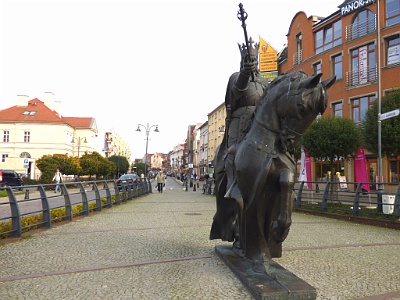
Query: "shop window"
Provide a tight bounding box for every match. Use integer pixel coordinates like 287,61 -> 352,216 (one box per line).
389,159 -> 399,183
332,54 -> 343,80
385,34 -> 400,66
351,95 -> 375,125
315,160 -> 344,181
386,0 -> 400,26
347,43 -> 376,87
332,101 -> 343,117
315,20 -> 342,54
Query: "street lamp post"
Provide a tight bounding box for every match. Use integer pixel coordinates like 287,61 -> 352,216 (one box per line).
71,137 -> 87,157
136,123 -> 159,178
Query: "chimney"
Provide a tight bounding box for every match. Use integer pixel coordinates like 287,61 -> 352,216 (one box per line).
43,92 -> 55,111
16,95 -> 29,107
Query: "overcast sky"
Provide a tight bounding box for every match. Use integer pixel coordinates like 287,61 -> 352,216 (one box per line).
0,0 -> 340,159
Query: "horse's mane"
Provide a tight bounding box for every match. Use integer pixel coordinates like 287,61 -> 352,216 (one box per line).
256,71 -> 308,112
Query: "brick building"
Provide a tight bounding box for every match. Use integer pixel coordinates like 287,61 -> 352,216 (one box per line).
280,0 -> 400,189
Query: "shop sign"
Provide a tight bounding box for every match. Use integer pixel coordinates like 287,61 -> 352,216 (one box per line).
259,36 -> 277,72
260,61 -> 278,72
340,0 -> 374,16
260,71 -> 278,81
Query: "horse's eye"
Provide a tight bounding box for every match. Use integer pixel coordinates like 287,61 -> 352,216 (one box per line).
298,102 -> 305,113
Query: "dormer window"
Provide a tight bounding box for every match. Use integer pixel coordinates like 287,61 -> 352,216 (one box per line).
23,110 -> 37,115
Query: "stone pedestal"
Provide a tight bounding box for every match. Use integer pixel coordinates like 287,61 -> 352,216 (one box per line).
215,245 -> 316,300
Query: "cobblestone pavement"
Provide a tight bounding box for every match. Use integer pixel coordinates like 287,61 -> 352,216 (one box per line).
0,178 -> 399,300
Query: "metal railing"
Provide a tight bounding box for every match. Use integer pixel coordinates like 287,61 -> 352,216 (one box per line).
345,14 -> 376,41
294,181 -> 400,221
293,50 -> 302,66
345,64 -> 377,87
0,178 -> 152,238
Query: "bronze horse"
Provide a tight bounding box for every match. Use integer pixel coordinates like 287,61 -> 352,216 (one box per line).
210,71 -> 336,272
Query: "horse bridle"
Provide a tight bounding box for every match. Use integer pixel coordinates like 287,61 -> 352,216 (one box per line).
255,77 -> 305,139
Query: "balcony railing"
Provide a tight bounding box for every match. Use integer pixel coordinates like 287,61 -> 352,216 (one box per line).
293,50 -> 302,66
346,14 -> 376,41
346,64 -> 377,88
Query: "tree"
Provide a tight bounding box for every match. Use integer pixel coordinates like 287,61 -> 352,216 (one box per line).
99,159 -> 116,179
108,155 -> 129,176
362,89 -> 400,157
80,152 -> 113,179
36,154 -> 80,183
131,162 -> 146,176
302,116 -> 364,175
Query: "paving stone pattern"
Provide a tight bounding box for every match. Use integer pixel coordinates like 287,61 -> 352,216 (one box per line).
0,179 -> 399,299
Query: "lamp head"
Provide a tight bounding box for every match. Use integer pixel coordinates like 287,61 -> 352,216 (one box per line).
136,126 -> 141,132
154,125 -> 160,133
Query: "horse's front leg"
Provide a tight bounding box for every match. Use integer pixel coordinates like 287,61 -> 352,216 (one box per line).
272,168 -> 294,243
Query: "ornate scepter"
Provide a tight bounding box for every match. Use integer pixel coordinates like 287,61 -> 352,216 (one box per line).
237,3 -> 255,82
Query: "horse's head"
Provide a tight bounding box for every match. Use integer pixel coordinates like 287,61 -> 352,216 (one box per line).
270,71 -> 336,152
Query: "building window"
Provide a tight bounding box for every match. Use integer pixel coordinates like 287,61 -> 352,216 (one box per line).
332,102 -> 343,117
351,95 -> 376,125
315,20 -> 342,54
332,54 -> 343,80
3,131 -> 9,143
349,9 -> 375,40
294,33 -> 303,65
315,160 -> 344,181
24,131 -> 30,143
1,154 -> 8,162
386,34 -> 400,66
386,0 -> 400,26
313,61 -> 322,75
347,44 -> 376,87
389,159 -> 399,183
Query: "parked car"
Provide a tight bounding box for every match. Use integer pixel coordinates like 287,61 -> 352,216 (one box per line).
116,174 -> 137,191
0,169 -> 24,189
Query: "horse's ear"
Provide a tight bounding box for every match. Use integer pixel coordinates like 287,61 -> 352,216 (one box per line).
299,73 -> 323,89
321,75 -> 336,89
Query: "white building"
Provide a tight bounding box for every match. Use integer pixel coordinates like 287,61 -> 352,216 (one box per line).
0,94 -> 98,180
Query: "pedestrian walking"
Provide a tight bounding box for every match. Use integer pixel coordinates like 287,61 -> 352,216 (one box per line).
156,171 -> 166,193
52,168 -> 62,193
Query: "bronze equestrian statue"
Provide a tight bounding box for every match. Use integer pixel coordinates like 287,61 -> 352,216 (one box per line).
210,68 -> 336,272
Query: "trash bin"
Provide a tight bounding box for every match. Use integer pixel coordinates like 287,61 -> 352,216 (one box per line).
382,195 -> 395,214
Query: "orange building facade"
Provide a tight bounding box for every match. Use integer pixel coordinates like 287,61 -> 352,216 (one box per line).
280,0 -> 400,189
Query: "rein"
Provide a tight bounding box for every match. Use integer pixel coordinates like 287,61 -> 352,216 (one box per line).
255,117 -> 281,135
283,125 -> 303,138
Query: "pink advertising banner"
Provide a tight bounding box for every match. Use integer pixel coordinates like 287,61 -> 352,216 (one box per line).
354,146 -> 370,191
305,152 -> 312,189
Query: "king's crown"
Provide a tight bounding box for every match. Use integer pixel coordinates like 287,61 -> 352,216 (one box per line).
238,37 -> 259,60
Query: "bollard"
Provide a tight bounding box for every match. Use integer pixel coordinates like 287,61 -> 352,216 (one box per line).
24,189 -> 29,199
193,182 -> 196,192
316,184 -> 320,193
